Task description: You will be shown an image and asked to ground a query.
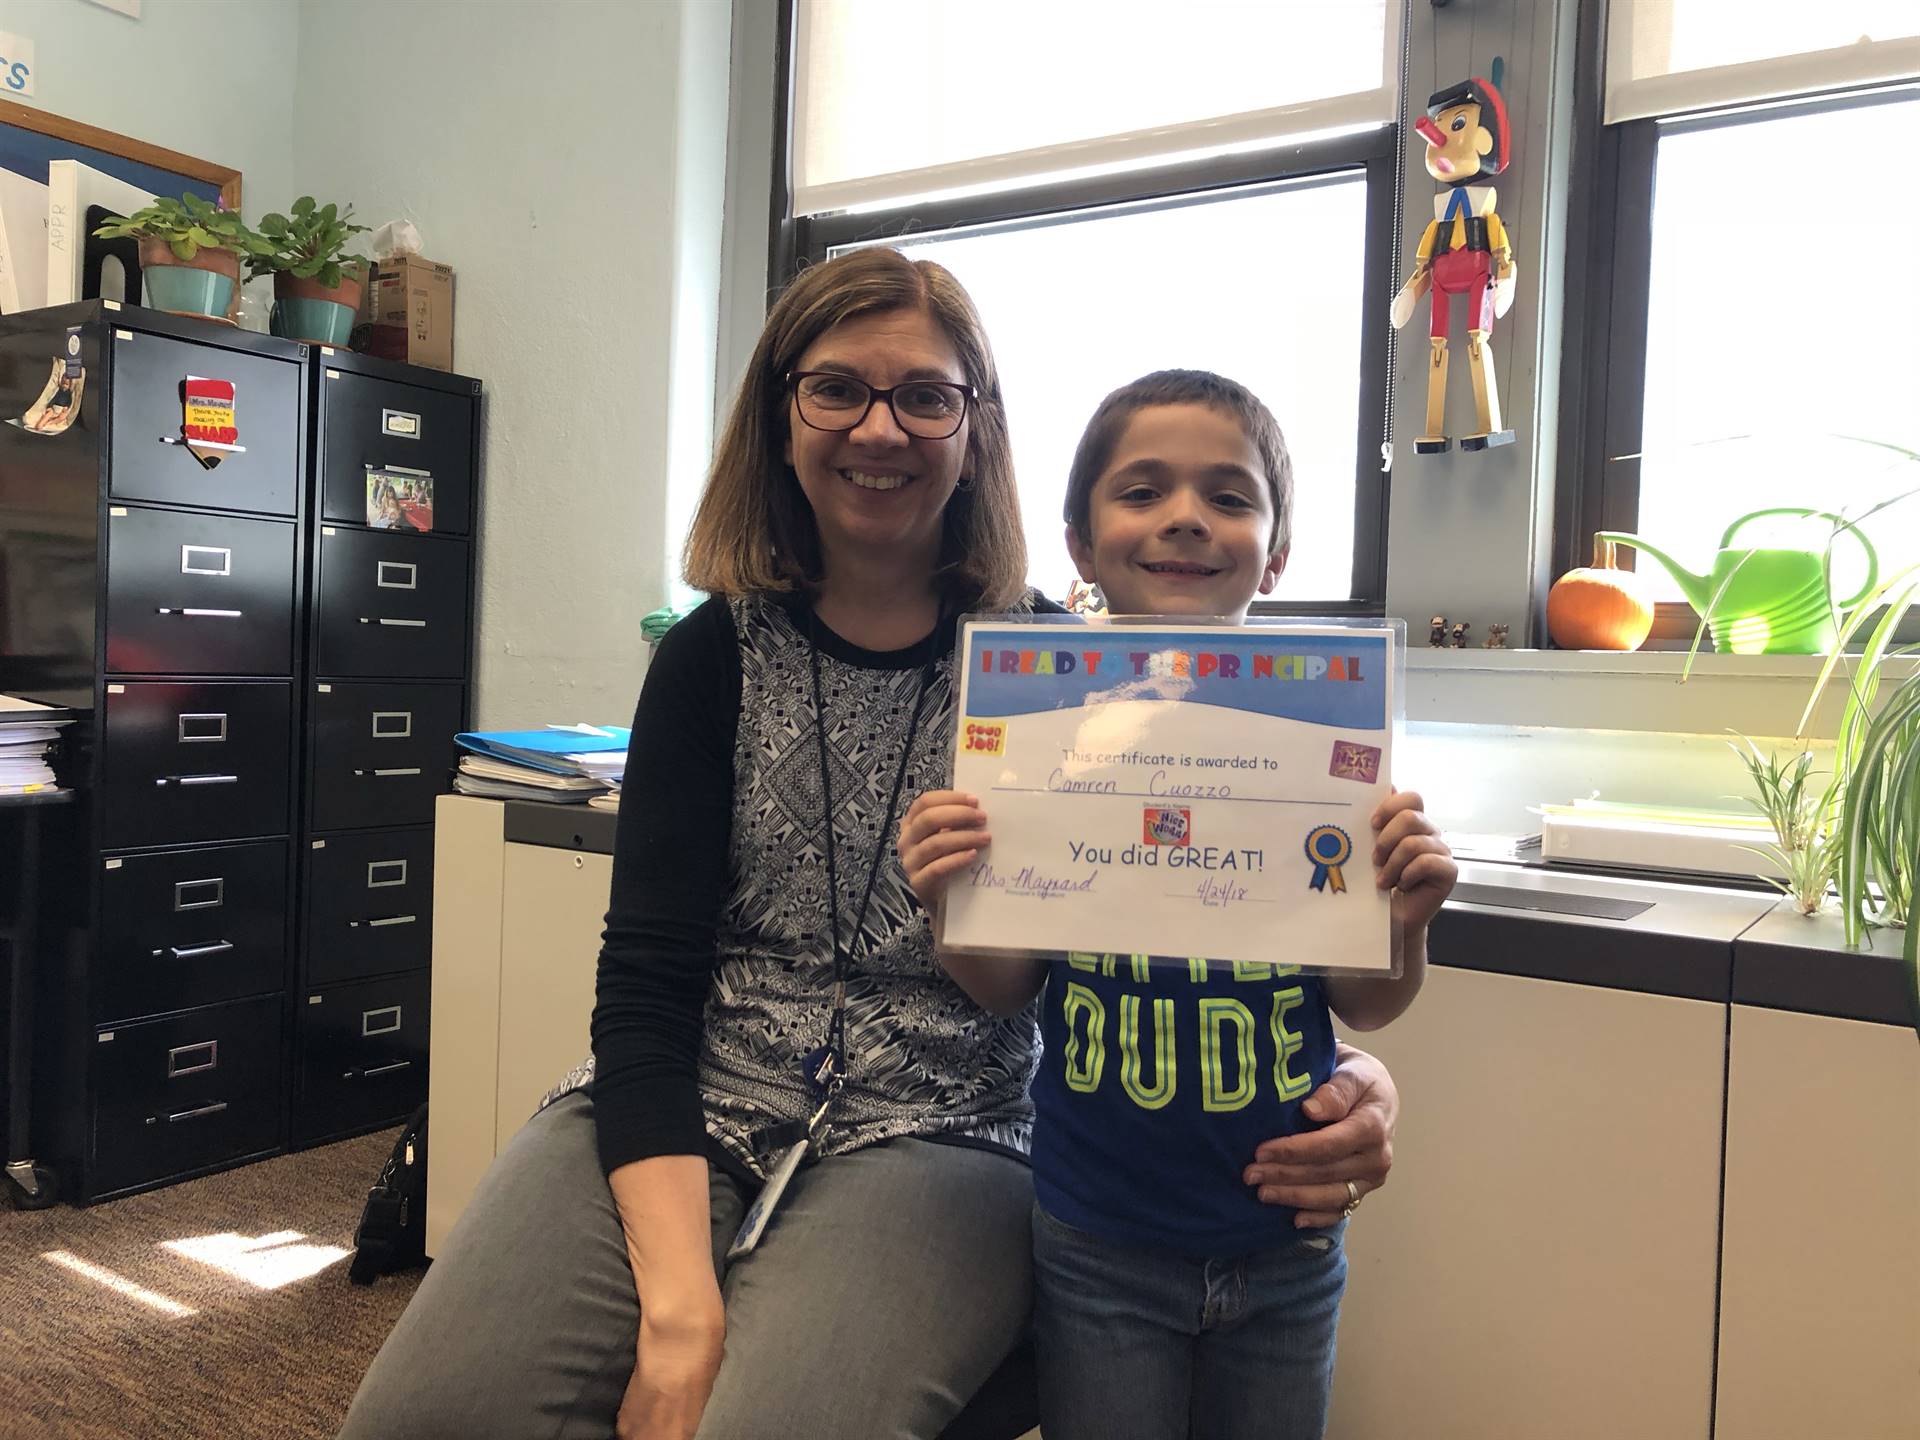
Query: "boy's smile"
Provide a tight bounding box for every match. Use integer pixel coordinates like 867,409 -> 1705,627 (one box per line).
1067,402 -> 1287,621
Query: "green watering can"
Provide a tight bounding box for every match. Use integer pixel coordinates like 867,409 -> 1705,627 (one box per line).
1596,508 -> 1878,655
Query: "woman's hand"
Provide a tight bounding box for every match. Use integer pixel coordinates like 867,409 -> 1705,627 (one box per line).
1244,1042 -> 1399,1227
898,790 -> 991,913
617,1295 -> 727,1440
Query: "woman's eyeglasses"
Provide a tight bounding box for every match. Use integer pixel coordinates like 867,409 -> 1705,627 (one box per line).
787,371 -> 976,440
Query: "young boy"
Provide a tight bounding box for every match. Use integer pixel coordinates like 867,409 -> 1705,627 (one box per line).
899,371 -> 1457,1440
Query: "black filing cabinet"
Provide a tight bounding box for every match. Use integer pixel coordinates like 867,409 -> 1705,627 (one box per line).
295,347 -> 479,1147
0,304 -> 481,1198
0,304 -> 303,1202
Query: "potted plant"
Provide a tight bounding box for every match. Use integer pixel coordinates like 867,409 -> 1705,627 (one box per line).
93,194 -> 272,322
1727,439 -> 1920,1033
250,196 -> 370,346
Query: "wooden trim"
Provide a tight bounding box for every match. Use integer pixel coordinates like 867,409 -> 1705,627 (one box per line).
0,98 -> 242,210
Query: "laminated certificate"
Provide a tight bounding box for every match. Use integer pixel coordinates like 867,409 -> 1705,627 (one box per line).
941,617 -> 1403,973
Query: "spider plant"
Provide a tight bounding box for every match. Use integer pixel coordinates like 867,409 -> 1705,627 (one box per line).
1728,739 -> 1842,916
1783,439 -> 1920,1033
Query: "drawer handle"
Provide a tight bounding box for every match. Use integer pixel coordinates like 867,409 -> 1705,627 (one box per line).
178,712 -> 228,743
160,435 -> 246,456
157,607 -> 244,619
167,1101 -> 229,1123
353,1060 -> 413,1081
180,545 -> 232,577
167,940 -> 234,960
362,1005 -> 403,1036
156,774 -> 239,787
167,1040 -> 218,1077
367,860 -> 408,887
174,877 -> 225,910
355,767 -> 424,778
371,711 -> 413,739
377,561 -> 418,590
360,617 -> 427,627
352,914 -> 418,929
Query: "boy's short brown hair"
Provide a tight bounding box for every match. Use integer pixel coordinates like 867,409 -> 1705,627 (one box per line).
1063,370 -> 1294,556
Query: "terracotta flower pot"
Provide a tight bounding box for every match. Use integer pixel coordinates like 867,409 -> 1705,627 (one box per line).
138,235 -> 241,323
271,267 -> 366,345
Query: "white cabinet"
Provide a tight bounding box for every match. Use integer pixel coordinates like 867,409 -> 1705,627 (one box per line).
1328,965 -> 1726,1440
426,795 -> 607,1257
1714,1005 -> 1920,1440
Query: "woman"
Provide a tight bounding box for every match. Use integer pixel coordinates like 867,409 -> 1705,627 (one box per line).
337,248 -> 1401,1440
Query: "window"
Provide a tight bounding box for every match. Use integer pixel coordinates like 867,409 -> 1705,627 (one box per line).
1568,3 -> 1920,637
778,0 -> 1400,611
834,169 -> 1378,604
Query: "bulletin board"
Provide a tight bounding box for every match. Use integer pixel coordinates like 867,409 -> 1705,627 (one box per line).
0,96 -> 239,208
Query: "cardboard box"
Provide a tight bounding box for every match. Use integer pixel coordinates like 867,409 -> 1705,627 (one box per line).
355,254 -> 454,371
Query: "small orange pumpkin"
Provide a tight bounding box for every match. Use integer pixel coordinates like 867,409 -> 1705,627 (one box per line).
1547,536 -> 1655,651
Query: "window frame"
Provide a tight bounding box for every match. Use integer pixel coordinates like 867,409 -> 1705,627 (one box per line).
1557,1 -> 1920,645
768,3 -> 1399,618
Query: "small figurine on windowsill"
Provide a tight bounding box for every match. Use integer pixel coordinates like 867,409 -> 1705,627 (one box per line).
1429,615 -> 1449,647
1063,579 -> 1106,615
1450,621 -> 1472,648
1484,623 -> 1510,648
1390,60 -> 1517,456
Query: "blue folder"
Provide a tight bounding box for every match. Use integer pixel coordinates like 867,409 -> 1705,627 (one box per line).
454,727 -> 631,778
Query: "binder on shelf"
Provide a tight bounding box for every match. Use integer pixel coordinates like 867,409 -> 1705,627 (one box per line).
453,726 -> 629,780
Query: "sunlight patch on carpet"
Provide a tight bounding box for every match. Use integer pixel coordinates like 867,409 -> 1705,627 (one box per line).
41,1250 -> 198,1317
161,1230 -> 353,1290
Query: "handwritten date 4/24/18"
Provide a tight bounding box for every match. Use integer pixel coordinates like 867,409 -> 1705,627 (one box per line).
1192,875 -> 1254,909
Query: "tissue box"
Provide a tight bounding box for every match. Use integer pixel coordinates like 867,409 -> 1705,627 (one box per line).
354,255 -> 455,371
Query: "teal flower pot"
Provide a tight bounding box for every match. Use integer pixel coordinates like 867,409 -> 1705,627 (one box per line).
271,296 -> 356,345
143,263 -> 236,319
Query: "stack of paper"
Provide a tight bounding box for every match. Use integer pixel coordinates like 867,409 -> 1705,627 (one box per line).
0,695 -> 72,796
451,724 -> 629,805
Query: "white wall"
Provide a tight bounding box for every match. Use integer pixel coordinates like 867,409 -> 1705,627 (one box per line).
294,0 -> 732,728
0,0 -> 297,224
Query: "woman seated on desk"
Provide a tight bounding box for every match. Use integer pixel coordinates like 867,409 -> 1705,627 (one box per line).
338,247 -> 1403,1439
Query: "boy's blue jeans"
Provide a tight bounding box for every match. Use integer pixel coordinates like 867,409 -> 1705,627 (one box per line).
1031,1202 -> 1347,1440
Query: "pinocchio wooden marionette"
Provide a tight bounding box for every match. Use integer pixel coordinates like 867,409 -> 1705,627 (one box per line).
1391,68 -> 1516,455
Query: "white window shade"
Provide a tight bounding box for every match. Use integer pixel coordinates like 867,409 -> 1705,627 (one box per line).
1607,0 -> 1920,123
793,0 -> 1396,216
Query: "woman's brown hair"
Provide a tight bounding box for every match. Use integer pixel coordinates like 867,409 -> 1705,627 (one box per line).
684,248 -> 1029,611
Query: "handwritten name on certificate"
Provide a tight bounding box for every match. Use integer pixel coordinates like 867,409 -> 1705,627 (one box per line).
943,620 -> 1397,973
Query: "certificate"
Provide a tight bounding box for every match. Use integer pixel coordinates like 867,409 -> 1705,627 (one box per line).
941,617 -> 1401,973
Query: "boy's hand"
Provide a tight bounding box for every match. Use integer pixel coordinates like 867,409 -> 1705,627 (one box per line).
1370,789 -> 1457,934
898,790 -> 991,913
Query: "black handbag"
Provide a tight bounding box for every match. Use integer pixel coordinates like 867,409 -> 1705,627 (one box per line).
349,1102 -> 430,1285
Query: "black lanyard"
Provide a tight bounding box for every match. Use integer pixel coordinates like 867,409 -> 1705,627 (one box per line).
802,610 -> 936,1110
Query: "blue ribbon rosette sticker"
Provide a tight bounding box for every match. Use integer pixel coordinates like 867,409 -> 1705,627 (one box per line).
1304,824 -> 1353,893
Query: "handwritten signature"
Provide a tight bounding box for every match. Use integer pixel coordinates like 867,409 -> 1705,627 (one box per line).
968,862 -> 1099,899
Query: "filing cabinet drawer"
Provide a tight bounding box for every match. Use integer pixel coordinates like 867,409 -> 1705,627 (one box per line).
109,330 -> 301,516
102,681 -> 293,848
105,506 -> 296,676
90,995 -> 283,1198
318,370 -> 473,535
97,840 -> 290,1020
313,528 -> 468,679
296,972 -> 428,1142
308,681 -> 462,831
305,827 -> 434,984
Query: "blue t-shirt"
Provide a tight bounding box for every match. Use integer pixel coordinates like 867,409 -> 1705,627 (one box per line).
1031,952 -> 1336,1255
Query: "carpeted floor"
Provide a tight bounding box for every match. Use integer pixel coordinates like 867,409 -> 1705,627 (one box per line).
0,1128 -> 421,1440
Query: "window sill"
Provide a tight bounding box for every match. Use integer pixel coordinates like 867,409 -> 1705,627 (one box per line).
1406,647 -> 1917,736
